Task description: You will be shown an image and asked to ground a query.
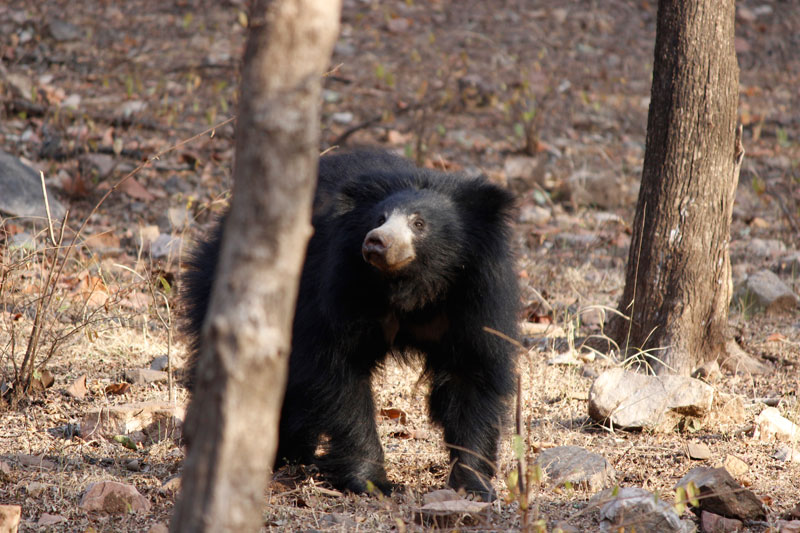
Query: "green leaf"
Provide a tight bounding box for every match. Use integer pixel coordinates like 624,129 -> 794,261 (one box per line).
113,435 -> 138,451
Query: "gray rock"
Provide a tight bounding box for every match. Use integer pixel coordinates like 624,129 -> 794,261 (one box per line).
415,499 -> 490,528
595,487 -> 695,533
676,467 -> 766,520
734,269 -> 798,315
149,234 -> 182,259
80,153 -> 116,180
150,355 -> 169,371
124,368 -> 168,385
319,513 -> 357,529
0,150 -> 66,220
746,238 -> 786,261
47,19 -> 83,42
588,368 -> 714,430
535,445 -> 615,491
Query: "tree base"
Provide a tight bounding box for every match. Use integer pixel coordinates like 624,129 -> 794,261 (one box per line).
719,339 -> 771,375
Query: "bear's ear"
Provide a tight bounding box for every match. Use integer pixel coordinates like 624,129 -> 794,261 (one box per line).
455,179 -> 515,228
330,172 -> 396,217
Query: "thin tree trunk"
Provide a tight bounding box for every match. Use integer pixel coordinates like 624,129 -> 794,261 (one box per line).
612,0 -> 741,376
170,1 -> 340,531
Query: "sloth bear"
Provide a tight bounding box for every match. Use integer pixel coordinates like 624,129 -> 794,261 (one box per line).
182,150 -> 518,501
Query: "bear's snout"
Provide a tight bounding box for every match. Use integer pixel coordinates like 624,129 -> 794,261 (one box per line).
362,215 -> 416,272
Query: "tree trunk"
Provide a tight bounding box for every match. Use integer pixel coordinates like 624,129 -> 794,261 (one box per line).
170,1 -> 340,532
611,0 -> 742,376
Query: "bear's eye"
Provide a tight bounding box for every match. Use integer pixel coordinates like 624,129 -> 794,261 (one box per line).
413,218 -> 426,231
377,214 -> 386,225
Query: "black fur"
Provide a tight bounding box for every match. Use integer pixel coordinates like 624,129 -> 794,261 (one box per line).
182,150 -> 518,500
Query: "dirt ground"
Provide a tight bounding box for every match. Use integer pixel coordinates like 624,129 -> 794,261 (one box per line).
1,0 -> 799,531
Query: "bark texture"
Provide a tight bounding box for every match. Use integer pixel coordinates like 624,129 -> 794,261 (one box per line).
170,1 -> 340,531
612,0 -> 741,375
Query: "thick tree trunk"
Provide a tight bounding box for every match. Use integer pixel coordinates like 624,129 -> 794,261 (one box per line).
170,1 -> 340,532
611,0 -> 741,376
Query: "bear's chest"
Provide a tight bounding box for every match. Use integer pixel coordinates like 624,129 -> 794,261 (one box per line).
381,311 -> 450,348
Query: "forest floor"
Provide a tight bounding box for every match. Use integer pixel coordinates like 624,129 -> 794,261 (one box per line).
1,0 -> 799,531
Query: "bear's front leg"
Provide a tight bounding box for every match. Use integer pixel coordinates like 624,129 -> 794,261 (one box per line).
429,370 -> 509,501
316,375 -> 392,496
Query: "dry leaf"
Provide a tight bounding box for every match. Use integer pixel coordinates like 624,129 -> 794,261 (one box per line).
120,177 -> 156,201
380,407 -> 408,424
66,375 -> 88,399
105,383 -> 130,395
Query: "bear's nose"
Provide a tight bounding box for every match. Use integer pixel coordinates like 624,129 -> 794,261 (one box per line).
363,231 -> 390,252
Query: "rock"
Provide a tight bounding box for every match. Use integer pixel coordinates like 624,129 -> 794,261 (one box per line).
518,204 -> 552,225
772,445 -> 800,463
423,488 -> 460,505
167,206 -> 189,229
687,442 -> 712,461
755,407 -> 800,442
504,156 -> 541,191
149,234 -> 182,259
3,71 -> 34,101
0,505 -> 21,533
150,356 -> 169,371
159,476 -> 181,496
0,149 -> 66,219
535,445 -> 615,491
415,498 -> 490,528
566,170 -> 637,209
37,513 -> 67,526
723,455 -> 749,479
47,19 -> 82,41
148,524 -> 169,533
745,238 -> 786,261
700,510 -> 743,532
676,467 -> 766,520
79,480 -> 151,514
588,368 -> 714,430
554,233 -> 597,248
331,112 -> 353,124
15,454 -> 57,470
25,481 -> 47,497
120,100 -> 146,117
547,351 -> 583,366
733,269 -> 798,315
594,487 -> 694,533
79,401 -> 184,442
124,368 -> 168,385
777,520 -> 800,533
553,521 -> 580,533
320,513 -> 357,529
